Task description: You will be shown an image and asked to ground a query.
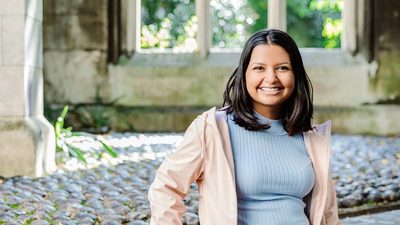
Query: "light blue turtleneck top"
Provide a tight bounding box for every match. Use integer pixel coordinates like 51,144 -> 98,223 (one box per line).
227,112 -> 315,225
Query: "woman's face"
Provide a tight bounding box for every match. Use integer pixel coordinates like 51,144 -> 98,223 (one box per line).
245,44 -> 295,119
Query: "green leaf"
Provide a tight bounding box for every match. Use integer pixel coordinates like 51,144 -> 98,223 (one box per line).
54,105 -> 69,141
98,139 -> 118,158
60,105 -> 69,119
66,143 -> 88,164
72,131 -> 118,158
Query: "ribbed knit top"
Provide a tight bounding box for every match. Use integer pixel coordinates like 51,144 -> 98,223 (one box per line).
227,112 -> 315,225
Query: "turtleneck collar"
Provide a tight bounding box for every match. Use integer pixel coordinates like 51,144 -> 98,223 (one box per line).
253,111 -> 287,135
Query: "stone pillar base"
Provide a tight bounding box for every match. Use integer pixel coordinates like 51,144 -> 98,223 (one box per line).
0,115 -> 56,177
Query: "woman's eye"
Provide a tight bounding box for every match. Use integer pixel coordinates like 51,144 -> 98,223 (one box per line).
276,66 -> 289,71
253,66 -> 264,71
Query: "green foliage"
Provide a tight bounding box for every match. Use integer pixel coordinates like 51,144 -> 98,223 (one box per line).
54,106 -> 118,164
247,0 -> 268,33
286,0 -> 342,48
9,203 -> 20,209
141,0 -> 196,49
22,219 -> 35,225
210,0 -> 259,48
140,0 -> 342,49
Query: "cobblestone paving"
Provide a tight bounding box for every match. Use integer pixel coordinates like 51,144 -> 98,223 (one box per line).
0,132 -> 399,224
342,209 -> 400,225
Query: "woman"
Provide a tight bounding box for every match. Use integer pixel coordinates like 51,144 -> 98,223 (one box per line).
148,29 -> 341,225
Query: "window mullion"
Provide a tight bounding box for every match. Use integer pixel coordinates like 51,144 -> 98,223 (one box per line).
128,0 -> 141,53
342,0 -> 357,54
196,0 -> 211,58
268,0 -> 286,32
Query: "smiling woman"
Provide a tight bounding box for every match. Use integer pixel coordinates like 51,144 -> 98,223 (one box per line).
148,29 -> 341,225
223,29 -> 313,135
245,44 -> 295,120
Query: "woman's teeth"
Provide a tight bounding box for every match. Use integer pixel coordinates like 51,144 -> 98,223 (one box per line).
259,87 -> 281,92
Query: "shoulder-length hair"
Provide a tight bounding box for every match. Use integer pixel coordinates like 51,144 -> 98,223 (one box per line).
222,29 -> 313,136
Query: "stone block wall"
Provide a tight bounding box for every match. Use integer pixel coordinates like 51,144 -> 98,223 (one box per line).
371,0 -> 400,102
0,1 -> 25,116
43,0 -> 109,104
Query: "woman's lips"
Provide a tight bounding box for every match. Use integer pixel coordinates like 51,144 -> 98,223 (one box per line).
258,87 -> 283,94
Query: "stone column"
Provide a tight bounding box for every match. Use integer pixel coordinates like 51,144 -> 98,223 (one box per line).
0,0 -> 56,177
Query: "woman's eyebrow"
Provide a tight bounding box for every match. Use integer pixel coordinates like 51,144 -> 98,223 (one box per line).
249,62 -> 291,66
276,62 -> 291,66
249,62 -> 266,66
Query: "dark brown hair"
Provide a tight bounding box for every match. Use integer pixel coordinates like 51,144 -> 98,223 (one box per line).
222,29 -> 313,136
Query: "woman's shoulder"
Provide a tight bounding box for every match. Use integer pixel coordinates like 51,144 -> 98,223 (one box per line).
308,120 -> 332,137
194,107 -> 227,122
190,107 -> 229,132
189,107 -> 218,128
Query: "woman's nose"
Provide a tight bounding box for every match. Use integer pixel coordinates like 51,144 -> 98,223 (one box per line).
265,69 -> 277,84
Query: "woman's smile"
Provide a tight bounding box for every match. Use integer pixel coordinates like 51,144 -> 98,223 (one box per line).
257,86 -> 284,95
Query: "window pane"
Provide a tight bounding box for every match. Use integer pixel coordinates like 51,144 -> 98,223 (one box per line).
141,0 -> 197,50
210,0 -> 267,49
287,0 -> 343,48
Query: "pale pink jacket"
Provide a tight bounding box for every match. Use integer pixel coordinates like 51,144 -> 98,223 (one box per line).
148,107 -> 342,225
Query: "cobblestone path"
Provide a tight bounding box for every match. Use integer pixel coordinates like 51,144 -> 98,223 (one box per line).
0,133 -> 399,224
342,209 -> 400,225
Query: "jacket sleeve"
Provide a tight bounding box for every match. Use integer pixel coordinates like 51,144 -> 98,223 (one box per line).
148,118 -> 205,225
323,172 -> 342,225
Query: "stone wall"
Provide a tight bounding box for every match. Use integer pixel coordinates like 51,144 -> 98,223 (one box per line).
371,0 -> 400,102
43,0 -> 400,135
43,0 -> 109,104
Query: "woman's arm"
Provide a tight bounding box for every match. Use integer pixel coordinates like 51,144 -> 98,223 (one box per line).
148,119 -> 205,225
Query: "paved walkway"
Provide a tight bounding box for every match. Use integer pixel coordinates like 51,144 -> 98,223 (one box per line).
0,133 -> 399,224
342,209 -> 400,225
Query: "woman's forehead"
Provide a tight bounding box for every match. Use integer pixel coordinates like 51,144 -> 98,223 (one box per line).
249,44 -> 290,62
